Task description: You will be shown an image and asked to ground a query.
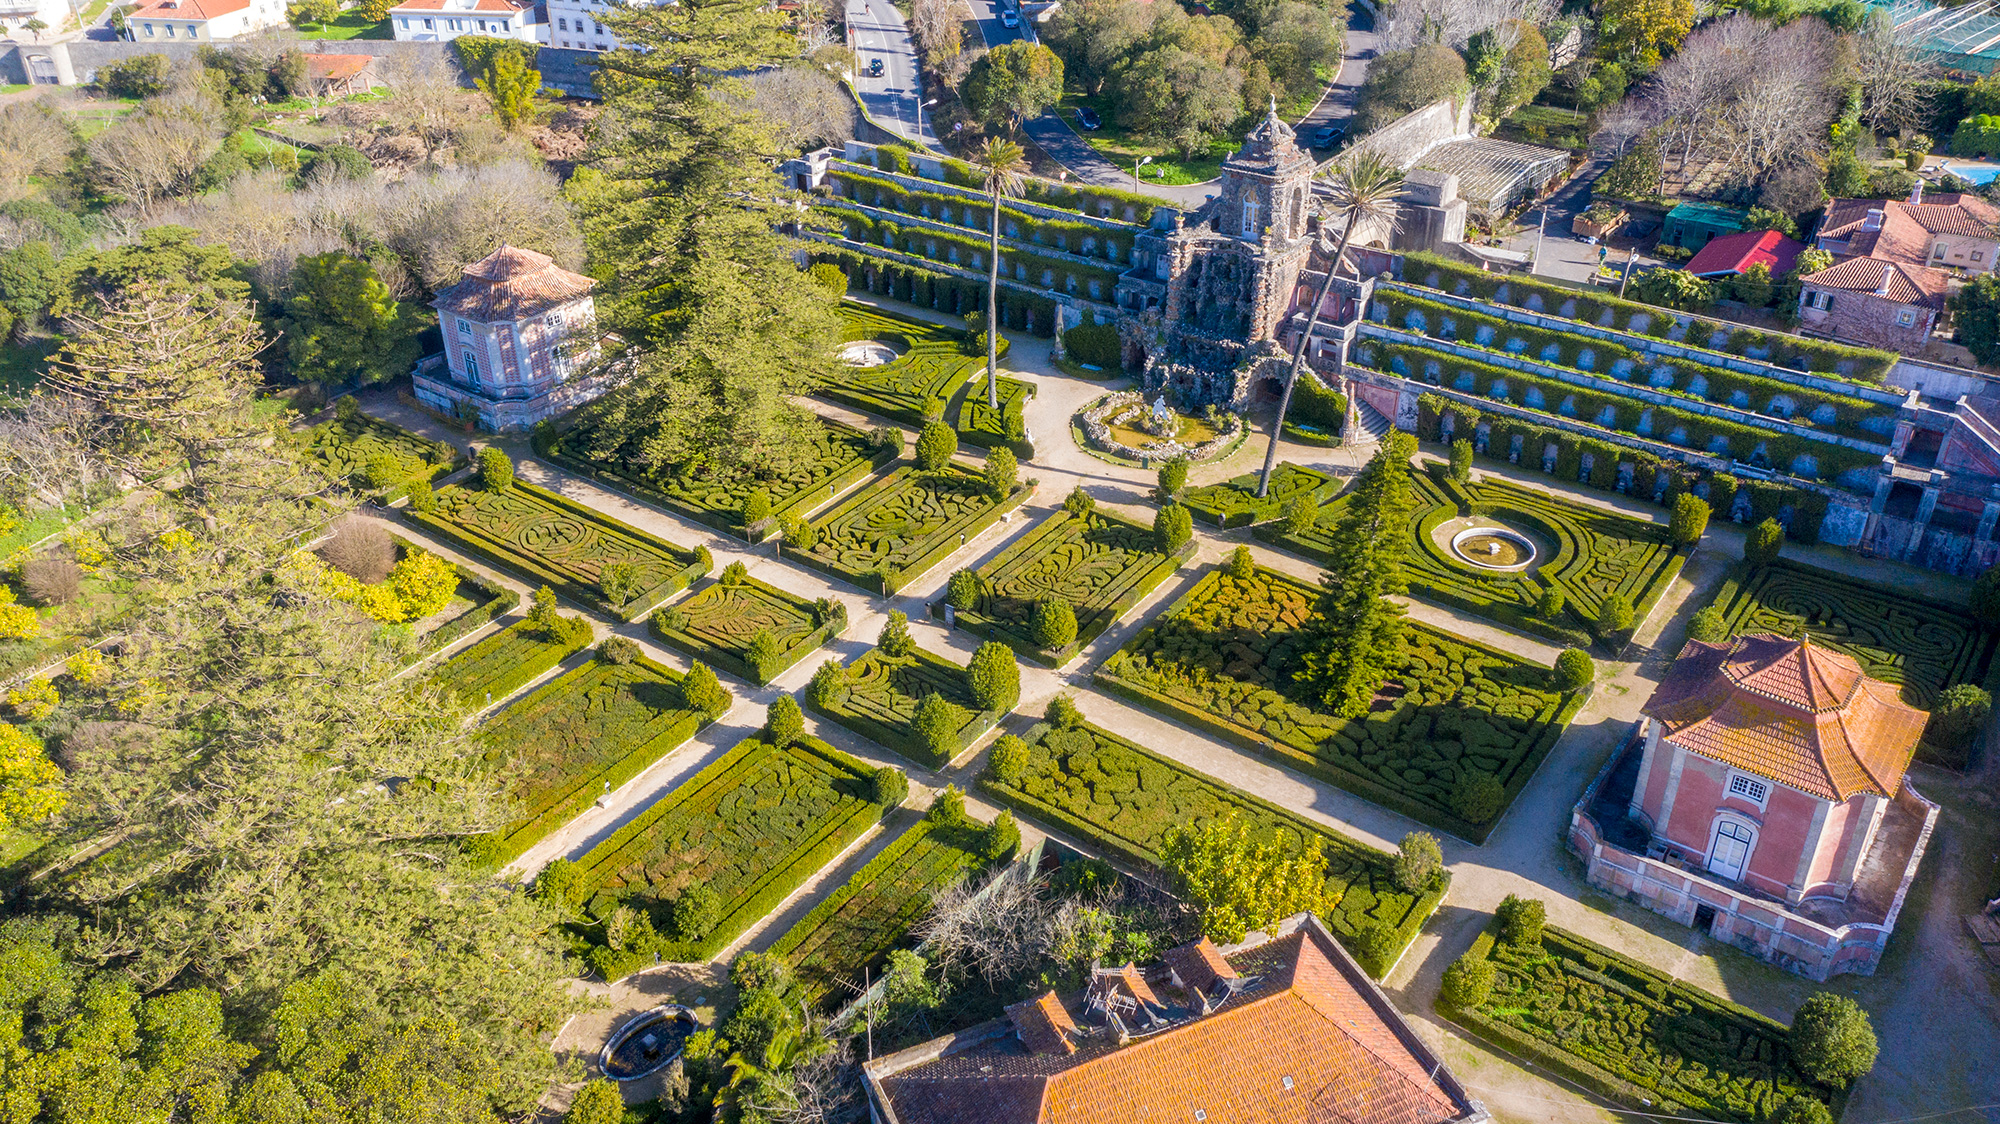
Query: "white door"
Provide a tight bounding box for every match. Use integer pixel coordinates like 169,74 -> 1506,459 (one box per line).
1708,821 -> 1753,882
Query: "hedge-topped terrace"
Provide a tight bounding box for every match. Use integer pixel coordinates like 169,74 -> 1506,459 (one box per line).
649,572 -> 846,686
1370,288 -> 1899,444
299,412 -> 462,502
828,303 -> 1019,428
769,814 -> 989,1007
981,720 -> 1446,970
431,616 -> 593,712
570,733 -> 889,978
795,463 -> 1034,595
474,652 -> 719,867
1258,461 -> 1686,648
936,507 -> 1193,666
831,208 -> 1126,308
1178,463 -> 1342,529
857,142 -> 1163,226
1097,564 -> 1582,842
1707,559 -> 1999,711
808,643 -> 1009,768
409,480 -> 710,621
1442,921 -> 1843,1122
1354,337 -> 1884,483
1399,251 -> 1899,381
535,416 -> 896,539
826,167 -> 1138,265
812,249 -> 1064,339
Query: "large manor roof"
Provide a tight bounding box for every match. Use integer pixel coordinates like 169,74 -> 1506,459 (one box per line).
432,244 -> 595,323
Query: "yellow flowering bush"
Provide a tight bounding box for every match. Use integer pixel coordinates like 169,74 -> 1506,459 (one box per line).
0,723 -> 64,830
65,649 -> 111,686
0,585 -> 38,641
6,677 -> 58,720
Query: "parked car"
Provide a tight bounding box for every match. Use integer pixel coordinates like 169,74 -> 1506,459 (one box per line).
999,6 -> 1019,26
1076,106 -> 1102,130
1311,123 -> 1346,149
866,57 -> 885,77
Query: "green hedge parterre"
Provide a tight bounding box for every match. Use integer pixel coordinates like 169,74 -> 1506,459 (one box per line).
430,616 -> 591,711
862,145 -> 1163,225
1178,463 -> 1342,529
809,643 -> 1008,768
827,303 -> 1007,426
951,373 -> 1034,457
795,463 -> 1034,595
831,207 -> 1126,307
1096,564 -> 1582,842
648,574 -> 846,686
300,414 -> 462,502
933,507 -> 1192,666
827,168 -> 1136,265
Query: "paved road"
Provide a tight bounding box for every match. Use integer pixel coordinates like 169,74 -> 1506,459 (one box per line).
1295,3 -> 1378,154
848,0 -> 939,149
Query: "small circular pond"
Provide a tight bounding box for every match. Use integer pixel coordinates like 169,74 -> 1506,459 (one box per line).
600,1005 -> 700,1082
840,340 -> 903,367
1449,526 -> 1539,572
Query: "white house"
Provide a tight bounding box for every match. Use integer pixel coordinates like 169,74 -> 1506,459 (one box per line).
544,0 -> 672,51
122,0 -> 287,42
1,0 -> 72,43
412,245 -> 609,432
388,0 -> 540,42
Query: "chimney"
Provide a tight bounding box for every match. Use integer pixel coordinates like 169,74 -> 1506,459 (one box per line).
1863,208 -> 1885,232
1911,180 -> 1925,205
1877,264 -> 1895,297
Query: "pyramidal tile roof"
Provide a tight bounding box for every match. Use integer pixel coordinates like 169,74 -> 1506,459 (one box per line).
1641,634 -> 1925,801
432,244 -> 595,323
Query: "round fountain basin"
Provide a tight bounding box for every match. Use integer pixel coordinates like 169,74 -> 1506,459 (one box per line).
600,1005 -> 700,1082
1449,526 -> 1538,571
840,340 -> 903,367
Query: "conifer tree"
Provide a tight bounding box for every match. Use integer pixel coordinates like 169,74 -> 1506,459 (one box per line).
1293,432 -> 1415,717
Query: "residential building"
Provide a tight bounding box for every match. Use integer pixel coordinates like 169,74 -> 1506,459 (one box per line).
1796,256 -> 1947,351
1816,187 -> 2000,277
1661,201 -> 1749,252
546,0 -> 620,49
1570,633 -> 1937,980
412,245 -> 609,432
862,914 -> 1490,1124
1683,228 -> 1805,280
389,0 -> 540,42
1,0 -> 70,43
122,0 -> 286,42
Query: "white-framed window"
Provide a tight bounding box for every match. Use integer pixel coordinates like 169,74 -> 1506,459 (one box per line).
1806,290 -> 1834,312
398,16 -> 408,26
1241,198 -> 1259,237
1726,772 -> 1769,809
464,355 -> 480,384
1707,818 -> 1756,882
142,20 -> 153,33
164,22 -> 174,35
1934,242 -> 1947,259
186,22 -> 196,33
422,16 -> 432,26
1896,308 -> 1917,327
557,16 -> 566,27
476,18 -> 487,29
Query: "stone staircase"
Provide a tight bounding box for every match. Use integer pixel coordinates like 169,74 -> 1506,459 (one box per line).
1351,400 -> 1394,445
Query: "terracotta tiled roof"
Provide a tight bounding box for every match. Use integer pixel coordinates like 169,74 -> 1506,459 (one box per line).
432,245 -> 594,323
1800,257 -> 1947,310
876,920 -> 1470,1124
125,0 -> 249,20
303,54 -> 372,81
1007,991 -> 1079,1056
1642,634 -> 1925,801
1161,937 -> 1238,996
1684,229 -> 1805,278
1901,193 -> 2000,238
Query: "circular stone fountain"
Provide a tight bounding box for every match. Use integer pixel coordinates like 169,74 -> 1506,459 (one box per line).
600,1005 -> 700,1082
840,340 -> 903,367
1449,525 -> 1539,572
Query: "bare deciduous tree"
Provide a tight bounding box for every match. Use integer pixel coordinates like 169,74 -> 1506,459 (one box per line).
0,391 -> 113,516
916,864 -> 1053,987
87,107 -> 219,212
1856,9 -> 1940,135
1635,14 -> 1840,188
0,99 -> 77,202
737,66 -> 856,151
378,51 -> 472,164
1383,0 -> 1553,52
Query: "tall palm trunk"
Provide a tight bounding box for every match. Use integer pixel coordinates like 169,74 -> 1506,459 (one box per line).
987,189 -> 1001,410
1257,212 -> 1361,498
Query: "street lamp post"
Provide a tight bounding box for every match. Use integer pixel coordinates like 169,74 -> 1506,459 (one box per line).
1132,155 -> 1152,193
917,97 -> 938,147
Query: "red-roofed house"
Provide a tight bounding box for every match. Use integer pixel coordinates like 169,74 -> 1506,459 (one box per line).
863,915 -> 1489,1124
122,0 -> 286,42
413,244 -> 609,431
1798,184 -> 2000,348
389,0 -> 540,42
1797,255 -> 1948,350
1570,633 -> 1938,980
1683,229 -> 1805,280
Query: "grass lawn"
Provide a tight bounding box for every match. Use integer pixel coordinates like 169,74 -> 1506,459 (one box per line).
291,10 -> 390,37
1492,103 -> 1592,151
60,97 -> 142,139
232,128 -> 305,160
1052,90 -> 1232,185
0,84 -> 31,97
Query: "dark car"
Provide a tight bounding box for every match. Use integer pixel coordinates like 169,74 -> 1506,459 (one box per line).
866,57 -> 885,77
1076,106 -> 1102,130
999,7 -> 1020,27
1311,123 -> 1346,149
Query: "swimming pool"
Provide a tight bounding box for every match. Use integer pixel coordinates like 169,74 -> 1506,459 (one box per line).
1945,162 -> 2000,185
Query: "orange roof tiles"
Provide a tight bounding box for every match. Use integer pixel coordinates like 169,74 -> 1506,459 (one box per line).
303,54 -> 373,81
1007,991 -> 1079,1057
433,244 -> 595,323
1642,634 -> 1925,801
125,0 -> 250,20
1161,937 -> 1238,996
1800,257 -> 1947,310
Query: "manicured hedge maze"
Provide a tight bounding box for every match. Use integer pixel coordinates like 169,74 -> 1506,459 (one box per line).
951,374 -> 1034,455
1444,923 -> 1842,1123
573,734 -> 888,965
1097,564 -> 1581,841
825,303 -> 1002,426
476,653 -> 718,867
536,418 -> 895,538
1259,463 -> 1684,648
302,414 -> 460,501
649,575 -> 845,686
810,644 -> 1007,768
1707,559 -> 1998,709
431,617 -> 592,711
770,816 -> 986,1006
981,721 -> 1443,960
1179,463 -> 1340,529
796,464 -> 1033,594
410,480 -> 709,620
937,508 -> 1191,666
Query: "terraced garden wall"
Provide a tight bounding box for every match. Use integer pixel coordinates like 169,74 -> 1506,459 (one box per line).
1096,564 -> 1582,842
851,142 -> 1164,225
810,248 -> 1067,338
1441,922 -> 1844,1123
431,616 -> 593,711
300,413 -> 462,502
648,574 -> 846,686
408,479 -> 710,620
474,652 -> 719,867
935,507 -> 1193,666
1177,463 -> 1342,529
794,463 -> 1034,595
980,719 -> 1446,971
809,643 -> 1009,768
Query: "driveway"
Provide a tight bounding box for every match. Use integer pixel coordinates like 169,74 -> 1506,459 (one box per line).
848,0 -> 939,149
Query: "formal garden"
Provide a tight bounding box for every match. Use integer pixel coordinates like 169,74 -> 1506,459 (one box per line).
937,504 -> 1193,666
793,463 -> 1033,595
1097,563 -> 1583,842
648,564 -> 847,686
980,717 -> 1445,974
535,416 -> 899,539
1177,463 -> 1341,529
564,733 -> 895,979
1440,911 -> 1847,1123
806,632 -> 1014,769
298,404 -> 463,502
409,475 -> 711,620
1259,461 -> 1687,648
951,374 -> 1034,457
430,614 -> 595,712
827,303 -> 1023,429
310,526 -> 518,658
473,649 -> 723,867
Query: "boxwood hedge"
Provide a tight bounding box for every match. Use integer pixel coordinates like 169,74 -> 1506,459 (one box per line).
648,573 -> 846,686
808,643 -> 1008,768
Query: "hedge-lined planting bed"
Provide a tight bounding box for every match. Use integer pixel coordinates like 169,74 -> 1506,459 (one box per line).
980,720 -> 1445,963
1096,564 -> 1582,842
934,508 -> 1192,666
378,533 -> 519,655
1258,462 -> 1685,649
769,816 -> 988,1006
950,373 -> 1035,457
408,479 -> 710,621
1371,287 -> 1898,443
1441,922 -> 1843,1122
826,303 -> 1004,426
1399,251 -> 1898,381
300,413 -> 462,502
648,575 -> 846,686
431,616 -> 592,710
858,142 -> 1163,224
1708,560 -> 1999,710
809,644 -> 1008,768
475,653 -> 718,867
810,249 -> 1062,339
832,208 -> 1126,310
572,734 -> 888,970
796,464 -> 1035,595
534,417 -> 896,539
1178,463 -> 1342,529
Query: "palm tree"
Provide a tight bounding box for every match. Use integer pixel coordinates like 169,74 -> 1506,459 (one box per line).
1257,151 -> 1406,498
974,137 -> 1027,411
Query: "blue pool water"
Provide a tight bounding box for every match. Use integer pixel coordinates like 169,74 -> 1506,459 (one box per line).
1946,163 -> 2000,185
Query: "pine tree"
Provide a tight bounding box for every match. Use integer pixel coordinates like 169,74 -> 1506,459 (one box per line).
1292,432 -> 1415,717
